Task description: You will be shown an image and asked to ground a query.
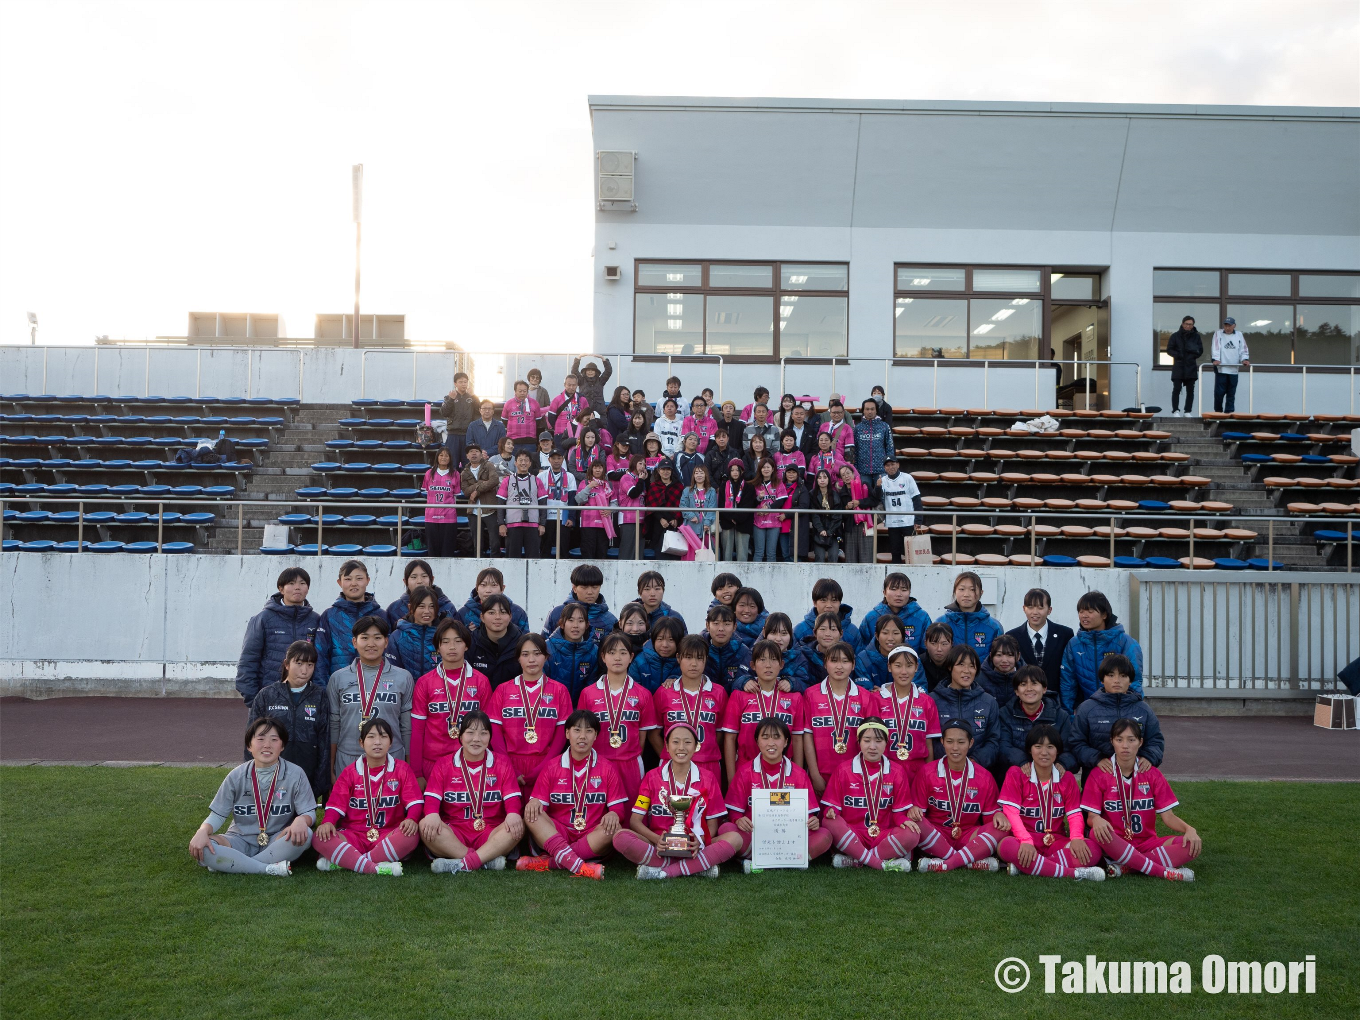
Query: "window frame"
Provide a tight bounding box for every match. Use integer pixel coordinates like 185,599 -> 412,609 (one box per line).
633,259 -> 849,363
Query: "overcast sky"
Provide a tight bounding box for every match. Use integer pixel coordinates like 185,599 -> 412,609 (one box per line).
1,0 -> 1356,352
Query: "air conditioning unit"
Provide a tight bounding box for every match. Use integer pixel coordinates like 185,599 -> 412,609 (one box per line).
604,265 -> 622,281
597,150 -> 636,210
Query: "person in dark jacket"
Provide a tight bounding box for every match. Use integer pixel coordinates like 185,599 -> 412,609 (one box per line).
859,573 -> 933,655
916,622 -> 955,691
1068,654 -> 1164,770
756,612 -> 809,692
541,564 -> 618,641
715,401 -> 746,452
702,605 -> 752,691
1060,591 -> 1143,711
628,618 -> 684,693
248,640 -> 331,798
928,645 -> 1002,769
791,577 -> 861,650
1005,587 -> 1075,696
383,559 -> 457,629
616,603 -> 652,658
390,586 -> 445,679
644,460 -> 683,556
440,371 -> 480,468
630,570 -> 687,633
855,615 -> 907,690
234,566 -> 321,705
778,463 -> 813,562
997,666 -> 1077,776
935,570 -> 1004,659
465,595 -> 524,689
464,399 -> 507,459
569,355 -> 613,413
807,469 -> 846,563
620,410 -> 651,458
461,567 -> 529,632
719,458 -> 756,562
312,560 -> 387,688
544,603 -> 601,702
705,430 -> 738,492
1165,315 -> 1204,417
976,634 -> 1021,708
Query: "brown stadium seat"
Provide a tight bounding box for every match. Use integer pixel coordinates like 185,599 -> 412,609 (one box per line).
961,524 -> 995,536
1093,526 -> 1127,538
974,553 -> 1010,566
1075,499 -> 1109,511
1179,556 -> 1217,569
971,472 -> 1000,483
1168,500 -> 1203,513
1061,525 -> 1095,538
1107,500 -> 1141,512
1013,497 -> 1045,511
995,524 -> 1028,537
910,471 -> 939,483
982,497 -> 1013,509
1192,528 -> 1226,540
1200,501 -> 1234,513
1077,555 -> 1113,567
1060,474 -> 1091,485
1126,527 -> 1160,540
938,553 -> 976,565
1009,554 -> 1042,565
1178,475 -> 1212,487
939,471 -> 971,483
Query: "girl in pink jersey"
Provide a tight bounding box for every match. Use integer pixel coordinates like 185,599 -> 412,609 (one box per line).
803,642 -> 871,794
409,619 -> 487,781
420,711 -> 523,874
721,639 -> 807,778
613,721 -> 743,879
912,719 -> 1008,873
313,717 -> 423,875
820,718 -> 919,871
720,717 -> 831,868
1081,718 -> 1201,881
577,632 -> 657,801
996,724 -> 1105,881
875,645 -> 942,787
652,635 -> 728,782
487,634 -> 570,796
774,430 -> 807,476
517,710 -> 630,880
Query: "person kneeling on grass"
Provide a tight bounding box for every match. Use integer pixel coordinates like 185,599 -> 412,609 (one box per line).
1080,718 -> 1201,882
912,719 -> 1008,873
190,717 -> 315,877
516,710 -> 630,880
721,717 -> 830,873
613,721 -> 742,880
313,717 -> 423,876
420,710 -> 523,875
995,723 -> 1104,882
819,718 -> 920,872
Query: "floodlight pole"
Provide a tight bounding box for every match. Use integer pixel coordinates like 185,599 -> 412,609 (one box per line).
352,164 -> 363,350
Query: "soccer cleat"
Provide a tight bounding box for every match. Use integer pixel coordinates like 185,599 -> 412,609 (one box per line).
1007,863 -> 1020,876
967,856 -> 1000,872
917,857 -> 947,873
515,855 -> 552,873
881,858 -> 912,873
483,856 -> 507,871
430,857 -> 467,875
742,860 -> 762,874
635,864 -> 668,880
701,865 -> 720,879
1074,867 -> 1106,882
315,857 -> 337,872
574,863 -> 605,881
264,861 -> 292,877
1166,867 -> 1195,882
1105,862 -> 1124,879
832,853 -> 861,869
374,862 -> 402,876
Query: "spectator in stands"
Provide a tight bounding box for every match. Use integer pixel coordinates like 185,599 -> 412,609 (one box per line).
542,563 -> 617,641
742,432 -> 772,481
917,622 -> 955,691
704,427 -> 736,485
631,570 -> 684,630
852,397 -> 894,486
606,436 -> 632,479
682,395 -> 718,453
503,380 -> 545,458
778,463 -> 811,562
328,614 -> 414,771
539,447 -> 576,558
548,373 -> 587,437
868,385 -> 892,423
751,457 -> 786,563
720,458 -> 755,562
465,399 -> 505,462
775,429 -> 807,479
461,567 -> 529,632
742,403 -> 781,454
674,432 -> 704,486
928,645 -> 1000,769
566,424 -> 604,480
644,459 -> 682,556
525,368 -> 551,410
1005,587 -> 1074,695
860,572 -> 931,655
421,448 -> 461,559
498,450 -> 548,558
774,393 -> 799,430
653,375 -> 683,416
873,459 -> 921,564
788,403 -> 818,463
620,409 -> 650,456
808,430 -> 846,481
679,463 -> 718,543
465,594 -> 524,688
792,577 -> 861,650
998,665 -> 1076,775
808,469 -> 846,563
741,386 -> 771,423
313,560 -> 387,688
818,398 -> 855,463
629,389 -> 656,428
1165,315 -> 1203,417
235,566 -> 320,707
460,443 -> 501,557
385,560 -> 457,627
1211,316 -> 1250,413
837,463 -> 875,564
391,586 -> 444,678
1068,654 -> 1163,771
616,455 -> 648,559
935,571 -> 1003,659
1060,591 -> 1143,711
717,400 -> 745,451
248,640 -> 330,799
606,385 -> 633,438
654,398 -> 684,458
489,436 -> 517,477
441,371 -> 479,469
570,356 -> 613,413
574,459 -> 617,559
533,431 -> 558,472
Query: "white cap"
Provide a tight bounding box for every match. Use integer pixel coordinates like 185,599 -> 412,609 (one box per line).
887,644 -> 918,664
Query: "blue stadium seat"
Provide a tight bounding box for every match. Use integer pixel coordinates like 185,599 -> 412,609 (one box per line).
19,540 -> 57,551
76,483 -> 110,495
54,540 -> 93,553
44,484 -> 79,496
330,543 -> 364,555
357,487 -> 391,499
140,485 -> 173,498
1,539 -> 21,551
377,514 -> 402,526
378,399 -> 404,407
371,463 -> 401,473
1246,558 -> 1284,570
1041,554 -> 1077,566
163,542 -> 195,553
340,462 -> 371,472
366,418 -> 394,427
169,485 -> 204,497
310,514 -> 344,525
201,485 -> 235,498
70,460 -> 103,469
294,544 -> 329,554
363,544 -> 398,556
181,512 -> 216,525
355,439 -> 383,450
1144,556 -> 1182,568
1220,431 -> 1253,440
327,487 -> 359,499
339,419 -> 367,427
351,399 -> 377,406
89,541 -> 126,553
1113,556 -> 1148,568
325,439 -> 354,449
259,544 -> 296,555
295,487 -> 327,499
106,484 -> 140,496
84,511 -> 118,524
236,438 -> 269,449
1301,455 -> 1332,465
1212,558 -> 1249,570
1314,530 -> 1357,543
343,515 -> 377,526
400,545 -> 425,557
50,511 -> 83,524
383,440 -> 413,450
17,510 -> 52,522
278,513 -> 311,525
16,484 -> 48,496
122,541 -> 160,553
1137,500 -> 1171,512
391,488 -> 422,500
311,462 -> 342,472
1241,453 -> 1273,463
115,512 -> 151,524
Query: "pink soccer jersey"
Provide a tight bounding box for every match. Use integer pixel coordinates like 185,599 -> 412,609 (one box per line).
577,677 -> 658,765
1080,762 -> 1178,848
721,687 -> 807,766
725,756 -> 817,821
633,761 -> 727,844
324,755 -> 424,834
529,749 -> 629,832
913,758 -> 998,831
423,749 -> 522,831
820,755 -> 912,840
804,681 -> 871,781
502,396 -> 545,440
487,675 -> 571,754
874,682 -> 941,764
998,766 -> 1083,841
409,663 -> 488,779
653,678 -> 728,769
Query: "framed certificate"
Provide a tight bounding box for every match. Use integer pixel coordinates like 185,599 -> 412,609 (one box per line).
750,788 -> 810,870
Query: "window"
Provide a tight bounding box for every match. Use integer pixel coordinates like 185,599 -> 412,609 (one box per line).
634,261 -> 847,360
894,264 -> 1051,360
1153,270 -> 1360,367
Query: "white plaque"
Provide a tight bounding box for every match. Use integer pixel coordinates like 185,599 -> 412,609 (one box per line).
750,788 -> 809,870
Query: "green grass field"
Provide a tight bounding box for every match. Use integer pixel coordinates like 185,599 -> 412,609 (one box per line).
2,768 -> 1357,1020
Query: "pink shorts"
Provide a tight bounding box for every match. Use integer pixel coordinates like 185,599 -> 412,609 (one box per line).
446,819 -> 495,851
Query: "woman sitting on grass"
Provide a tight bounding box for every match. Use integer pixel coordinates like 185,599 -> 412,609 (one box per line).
720,716 -> 829,871
189,717 -> 316,877
819,718 -> 918,872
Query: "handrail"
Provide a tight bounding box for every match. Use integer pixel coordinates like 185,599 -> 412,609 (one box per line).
21,343 -> 308,401
1195,362 -> 1358,416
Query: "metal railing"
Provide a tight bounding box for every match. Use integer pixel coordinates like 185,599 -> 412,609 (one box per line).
9,344 -> 307,401
1130,572 -> 1358,693
1195,362 -> 1359,416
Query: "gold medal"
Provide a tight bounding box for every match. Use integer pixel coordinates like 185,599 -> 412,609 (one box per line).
1043,831 -> 1054,847
833,740 -> 847,755
256,831 -> 269,847
473,817 -> 485,832
609,731 -> 623,749
1124,826 -> 1134,840
867,822 -> 880,838
366,826 -> 380,843
951,825 -> 962,839
573,813 -> 587,832
896,746 -> 910,761
523,727 -> 539,744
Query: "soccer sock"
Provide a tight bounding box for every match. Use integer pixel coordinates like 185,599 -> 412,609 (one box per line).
1150,836 -> 1195,869
808,827 -> 834,860
866,824 -> 921,868
369,830 -> 420,864
611,830 -> 657,866
201,845 -> 271,874
544,833 -> 586,875
717,821 -> 752,856
662,838 -> 737,878
1054,837 -> 1103,871
822,814 -> 873,866
914,818 -> 946,856
1099,832 -> 1176,878
998,837 -> 1067,878
312,832 -> 365,872
463,849 -> 484,872
939,829 -> 998,871
569,836 -> 597,863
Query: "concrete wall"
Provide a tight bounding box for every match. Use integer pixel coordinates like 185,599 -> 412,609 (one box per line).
1,551 -> 1126,698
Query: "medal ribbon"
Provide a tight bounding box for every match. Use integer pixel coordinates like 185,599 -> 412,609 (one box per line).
602,675 -> 628,738
250,764 -> 280,836
438,662 -> 471,728
356,660 -> 384,720
360,757 -> 386,832
1115,759 -> 1138,837
946,765 -> 967,830
891,682 -> 916,755
677,682 -> 704,744
459,754 -> 488,825
756,684 -> 780,720
862,759 -> 884,831
758,758 -> 787,791
571,757 -> 592,823
1033,770 -> 1054,835
826,683 -> 850,750
518,675 -> 545,740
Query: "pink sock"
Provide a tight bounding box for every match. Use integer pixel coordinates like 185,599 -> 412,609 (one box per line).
718,821 -> 752,856
866,824 -> 921,868
313,831 -> 370,873
939,828 -> 998,871
369,829 -> 419,864
1097,832 -> 1177,879
463,849 -> 484,872
808,827 -> 834,860
569,836 -> 597,863
822,814 -> 873,866
1053,837 -> 1103,871
611,829 -> 657,866
662,838 -> 737,878
545,833 -> 585,874
998,836 -> 1067,877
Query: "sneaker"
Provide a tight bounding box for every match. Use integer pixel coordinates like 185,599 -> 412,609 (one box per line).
635,864 -> 668,880
515,855 -> 552,873
832,853 -> 861,869
881,858 -> 912,873
1075,867 -> 1106,882
430,857 -> 467,875
483,856 -> 507,871
742,860 -> 762,874
1007,863 -> 1021,877
374,862 -> 402,877
1167,867 -> 1195,882
967,856 -> 1000,872
1172,410 -> 1184,418
1105,862 -> 1124,879
917,857 -> 947,873
315,857 -> 337,872
263,861 -> 292,877
574,863 -> 605,881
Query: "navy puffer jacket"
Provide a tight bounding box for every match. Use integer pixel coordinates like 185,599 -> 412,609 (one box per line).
235,594 -> 320,703
546,629 -> 601,701
461,589 -> 530,632
385,585 -> 458,630
314,592 -> 387,688
391,619 -> 441,679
